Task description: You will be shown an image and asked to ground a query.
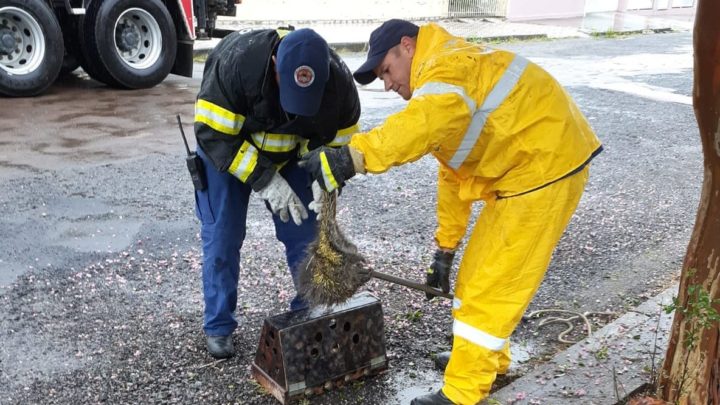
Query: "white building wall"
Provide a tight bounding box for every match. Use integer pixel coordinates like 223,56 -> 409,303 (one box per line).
626,0 -> 654,9
585,0 -> 619,13
229,0 -> 695,22
505,0 -> 586,21
233,0 -> 449,21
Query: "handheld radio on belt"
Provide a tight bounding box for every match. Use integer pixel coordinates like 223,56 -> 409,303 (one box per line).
176,114 -> 207,191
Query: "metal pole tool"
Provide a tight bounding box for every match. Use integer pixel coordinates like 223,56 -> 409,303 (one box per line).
370,270 -> 454,300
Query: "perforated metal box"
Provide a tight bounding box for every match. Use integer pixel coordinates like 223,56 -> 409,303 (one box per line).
251,292 -> 388,404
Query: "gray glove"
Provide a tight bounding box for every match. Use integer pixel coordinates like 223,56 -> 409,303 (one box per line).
255,172 -> 308,225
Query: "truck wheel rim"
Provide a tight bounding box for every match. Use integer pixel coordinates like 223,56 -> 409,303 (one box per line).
0,7 -> 46,75
113,7 -> 162,70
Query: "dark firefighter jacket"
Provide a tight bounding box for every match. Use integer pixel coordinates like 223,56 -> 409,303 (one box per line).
194,28 -> 361,191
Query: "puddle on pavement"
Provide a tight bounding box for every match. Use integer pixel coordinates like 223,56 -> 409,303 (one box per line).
50,219 -> 141,253
530,50 -> 692,105
42,195 -> 110,216
389,342 -> 537,404
392,369 -> 442,404
509,341 -> 533,365
0,261 -> 24,287
43,196 -> 141,253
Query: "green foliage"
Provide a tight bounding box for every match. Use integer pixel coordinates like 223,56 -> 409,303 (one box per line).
467,34 -> 549,45
405,309 -> 423,322
248,378 -> 269,395
663,284 -> 720,350
589,29 -> 641,38
594,345 -> 609,360
662,275 -> 720,402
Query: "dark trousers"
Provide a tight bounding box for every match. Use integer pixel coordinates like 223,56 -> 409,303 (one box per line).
195,148 -> 317,336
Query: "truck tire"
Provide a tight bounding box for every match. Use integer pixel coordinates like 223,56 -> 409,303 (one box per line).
77,7 -> 117,86
81,0 -> 177,89
0,0 -> 64,97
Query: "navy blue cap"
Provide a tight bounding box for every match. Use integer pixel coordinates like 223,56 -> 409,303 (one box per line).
353,19 -> 419,85
277,28 -> 330,117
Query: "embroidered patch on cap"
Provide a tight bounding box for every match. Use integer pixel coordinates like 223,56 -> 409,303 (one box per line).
294,65 -> 315,88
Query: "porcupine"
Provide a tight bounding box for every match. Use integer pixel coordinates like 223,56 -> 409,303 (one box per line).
297,190 -> 369,307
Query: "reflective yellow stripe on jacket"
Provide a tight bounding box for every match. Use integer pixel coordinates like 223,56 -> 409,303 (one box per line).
228,141 -> 258,182
455,56 -> 527,169
296,123 -> 360,156
195,99 -> 245,135
276,28 -> 292,38
319,152 -> 339,190
251,132 -> 299,153
327,123 -> 359,147
414,54 -> 528,169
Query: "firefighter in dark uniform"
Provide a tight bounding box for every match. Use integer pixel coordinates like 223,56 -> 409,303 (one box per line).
193,27 -> 361,358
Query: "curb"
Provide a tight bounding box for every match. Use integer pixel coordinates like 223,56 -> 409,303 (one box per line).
468,33 -> 549,43
192,47 -> 214,59
328,42 -> 369,53
585,27 -> 676,37
485,284 -> 678,404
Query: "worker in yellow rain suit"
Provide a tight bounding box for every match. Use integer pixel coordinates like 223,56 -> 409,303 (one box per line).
300,19 -> 602,405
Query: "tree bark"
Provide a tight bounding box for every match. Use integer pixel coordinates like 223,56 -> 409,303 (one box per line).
658,0 -> 720,403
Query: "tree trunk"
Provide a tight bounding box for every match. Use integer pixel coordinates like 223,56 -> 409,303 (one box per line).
658,1 -> 720,403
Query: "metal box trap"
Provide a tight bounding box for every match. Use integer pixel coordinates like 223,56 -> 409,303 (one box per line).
251,292 -> 388,404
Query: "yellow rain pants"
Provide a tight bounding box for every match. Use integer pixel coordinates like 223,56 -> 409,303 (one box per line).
442,166 -> 590,404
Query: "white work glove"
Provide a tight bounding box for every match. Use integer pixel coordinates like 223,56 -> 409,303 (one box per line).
255,172 -> 308,225
308,180 -> 325,220
307,180 -> 339,220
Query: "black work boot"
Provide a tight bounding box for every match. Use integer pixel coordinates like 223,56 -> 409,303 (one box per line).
207,335 -> 234,358
410,389 -> 455,405
433,351 -> 451,371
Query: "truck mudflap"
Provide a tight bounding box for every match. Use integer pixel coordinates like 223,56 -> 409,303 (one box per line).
172,39 -> 195,78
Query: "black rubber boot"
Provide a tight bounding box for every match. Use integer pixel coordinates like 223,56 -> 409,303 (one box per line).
433,351 -> 451,371
207,335 -> 234,358
410,389 -> 455,405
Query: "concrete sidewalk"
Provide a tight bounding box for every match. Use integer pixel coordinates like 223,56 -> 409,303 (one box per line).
486,285 -> 677,404
194,9 -> 695,56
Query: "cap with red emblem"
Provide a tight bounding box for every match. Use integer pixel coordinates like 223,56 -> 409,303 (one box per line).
276,28 -> 330,117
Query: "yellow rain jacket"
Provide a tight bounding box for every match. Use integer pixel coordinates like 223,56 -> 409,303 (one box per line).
349,23 -> 602,250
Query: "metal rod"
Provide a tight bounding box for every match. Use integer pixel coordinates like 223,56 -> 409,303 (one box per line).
371,271 -> 454,300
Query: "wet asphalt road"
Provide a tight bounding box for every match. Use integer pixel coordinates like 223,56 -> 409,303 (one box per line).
0,32 -> 699,404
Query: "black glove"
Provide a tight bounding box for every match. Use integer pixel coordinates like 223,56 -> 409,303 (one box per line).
299,146 -> 356,192
426,249 -> 455,300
